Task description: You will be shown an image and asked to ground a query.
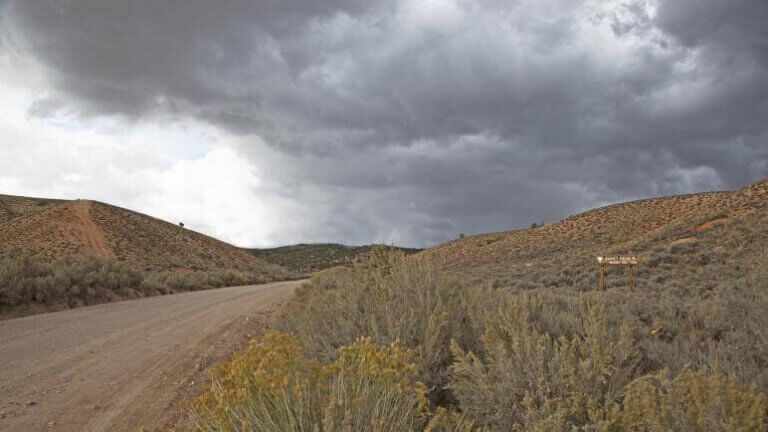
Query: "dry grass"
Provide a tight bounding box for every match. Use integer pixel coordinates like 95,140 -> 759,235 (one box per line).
606,368 -> 767,431
89,201 -> 290,274
448,285 -> 768,430
0,194 -> 64,223
0,195 -> 299,317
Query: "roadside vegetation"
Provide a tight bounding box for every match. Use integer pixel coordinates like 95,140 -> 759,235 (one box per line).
191,332 -> 475,432
0,249 -> 278,319
247,243 -> 422,274
191,243 -> 768,431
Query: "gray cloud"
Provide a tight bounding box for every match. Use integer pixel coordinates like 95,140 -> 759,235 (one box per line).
1,0 -> 767,247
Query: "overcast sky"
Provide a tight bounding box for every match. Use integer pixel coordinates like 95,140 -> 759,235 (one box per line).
0,0 -> 766,248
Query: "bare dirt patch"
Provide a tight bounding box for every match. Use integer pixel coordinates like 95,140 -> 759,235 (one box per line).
694,217 -> 731,232
669,237 -> 697,247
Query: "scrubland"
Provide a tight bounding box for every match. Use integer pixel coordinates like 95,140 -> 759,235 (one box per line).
191,244 -> 767,431
0,195 -> 297,317
190,180 -> 768,431
5,184 -> 767,430
0,250 -> 275,319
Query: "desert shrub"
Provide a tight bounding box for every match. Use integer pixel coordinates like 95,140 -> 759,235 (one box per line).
0,251 -> 277,317
277,247 -> 477,403
274,241 -> 768,429
0,251 -> 144,308
602,368 -> 768,431
448,289 -> 768,431
191,332 -> 479,432
449,293 -> 644,430
248,244 -> 422,273
426,408 -> 484,432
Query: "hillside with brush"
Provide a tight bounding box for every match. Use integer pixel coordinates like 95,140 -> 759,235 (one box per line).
0,195 -> 295,318
247,243 -> 422,273
432,179 -> 768,289
0,195 -> 291,275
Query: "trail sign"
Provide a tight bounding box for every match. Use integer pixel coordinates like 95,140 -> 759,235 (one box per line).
597,256 -> 638,265
597,256 -> 638,293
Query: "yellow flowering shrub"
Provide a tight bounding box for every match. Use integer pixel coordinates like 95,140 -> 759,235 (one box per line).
191,332 -> 479,432
191,332 -> 324,431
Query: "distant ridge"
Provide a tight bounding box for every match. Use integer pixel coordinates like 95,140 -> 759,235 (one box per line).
247,243 -> 423,273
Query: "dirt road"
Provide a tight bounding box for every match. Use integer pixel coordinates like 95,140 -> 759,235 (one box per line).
0,280 -> 304,432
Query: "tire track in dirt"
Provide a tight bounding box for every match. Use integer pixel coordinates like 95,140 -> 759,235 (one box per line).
73,200 -> 112,258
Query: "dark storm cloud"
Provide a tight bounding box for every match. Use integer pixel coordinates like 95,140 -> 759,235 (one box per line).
656,0 -> 768,58
2,0 -> 767,246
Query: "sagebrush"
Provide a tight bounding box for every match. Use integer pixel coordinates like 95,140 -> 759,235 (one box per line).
0,249 -> 272,318
271,246 -> 768,431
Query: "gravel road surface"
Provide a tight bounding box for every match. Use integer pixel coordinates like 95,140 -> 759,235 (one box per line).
0,280 -> 304,431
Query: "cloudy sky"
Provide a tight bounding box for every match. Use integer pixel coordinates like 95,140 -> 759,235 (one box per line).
0,0 -> 766,248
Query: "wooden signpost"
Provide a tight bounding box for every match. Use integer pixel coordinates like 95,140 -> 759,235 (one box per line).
597,255 -> 638,293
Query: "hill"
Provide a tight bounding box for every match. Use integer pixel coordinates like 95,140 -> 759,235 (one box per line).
0,195 -> 296,318
247,243 -> 423,273
430,179 -> 768,289
0,196 -> 291,277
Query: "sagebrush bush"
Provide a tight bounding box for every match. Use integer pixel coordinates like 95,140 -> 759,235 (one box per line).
277,247 -> 478,403
449,293 -> 644,430
603,367 -> 768,431
191,332 -> 479,432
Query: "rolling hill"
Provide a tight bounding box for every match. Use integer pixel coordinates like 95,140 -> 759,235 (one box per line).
430,178 -> 768,290
0,195 -> 300,318
0,195 -> 292,278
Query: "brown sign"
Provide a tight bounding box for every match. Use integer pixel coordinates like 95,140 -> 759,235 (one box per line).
597,256 -> 638,265
597,256 -> 638,293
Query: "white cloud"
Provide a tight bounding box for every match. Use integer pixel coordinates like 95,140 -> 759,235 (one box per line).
0,73 -> 301,247
128,146 -> 296,247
